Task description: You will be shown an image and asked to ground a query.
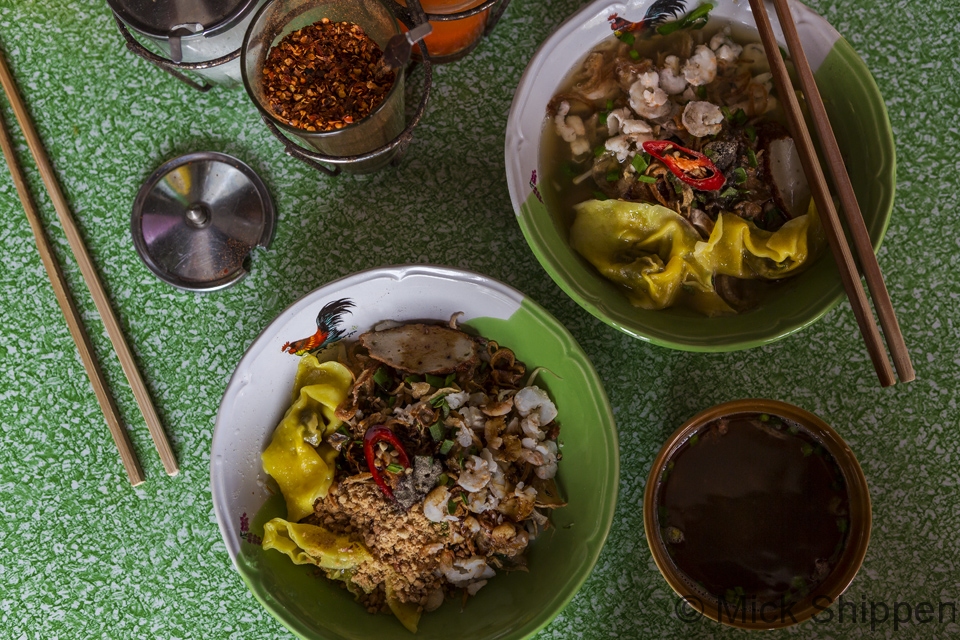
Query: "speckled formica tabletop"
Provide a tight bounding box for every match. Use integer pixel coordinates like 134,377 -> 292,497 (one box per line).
0,0 -> 957,638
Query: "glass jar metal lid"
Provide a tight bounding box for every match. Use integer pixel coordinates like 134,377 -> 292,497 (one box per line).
107,0 -> 261,40
130,152 -> 275,292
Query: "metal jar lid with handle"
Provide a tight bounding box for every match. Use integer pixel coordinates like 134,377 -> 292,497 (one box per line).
108,0 -> 266,90
130,152 -> 275,292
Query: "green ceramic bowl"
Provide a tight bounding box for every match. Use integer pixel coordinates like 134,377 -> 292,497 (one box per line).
212,265 -> 619,639
505,0 -> 895,351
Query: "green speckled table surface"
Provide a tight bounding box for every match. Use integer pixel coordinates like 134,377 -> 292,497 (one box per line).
1,0 -> 957,638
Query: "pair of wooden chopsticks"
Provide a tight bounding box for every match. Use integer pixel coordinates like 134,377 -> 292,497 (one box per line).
0,46 -> 179,482
747,0 -> 914,387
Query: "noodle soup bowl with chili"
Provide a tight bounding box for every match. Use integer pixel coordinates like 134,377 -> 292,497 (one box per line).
505,0 -> 895,351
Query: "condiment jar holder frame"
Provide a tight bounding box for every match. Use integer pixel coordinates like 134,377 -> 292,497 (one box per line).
253,0 -> 511,174
248,0 -> 429,175
384,0 -> 513,64
112,14 -> 234,92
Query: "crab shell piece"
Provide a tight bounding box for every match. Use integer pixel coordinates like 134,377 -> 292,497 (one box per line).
359,323 -> 478,375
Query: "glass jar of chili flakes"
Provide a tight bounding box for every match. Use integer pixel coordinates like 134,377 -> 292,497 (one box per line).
242,0 -> 406,173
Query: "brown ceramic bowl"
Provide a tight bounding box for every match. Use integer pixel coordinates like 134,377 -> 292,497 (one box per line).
643,399 -> 871,629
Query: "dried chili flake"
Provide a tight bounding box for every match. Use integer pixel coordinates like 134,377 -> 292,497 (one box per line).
261,18 -> 395,132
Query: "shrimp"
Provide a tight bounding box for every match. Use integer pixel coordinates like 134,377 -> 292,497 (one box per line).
628,71 -> 673,119
682,45 -> 717,86
709,29 -> 743,64
423,486 -> 458,523
554,100 -> 591,157
659,55 -> 688,95
682,100 -> 724,137
457,455 -> 492,492
513,386 -> 558,426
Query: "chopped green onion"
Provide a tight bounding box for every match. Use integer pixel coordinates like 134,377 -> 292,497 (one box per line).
599,112 -> 608,126
732,108 -> 748,126
594,145 -> 605,158
373,366 -> 390,389
720,187 -> 738,198
657,3 -> 714,36
429,421 -> 445,441
429,393 -> 450,408
747,148 -> 758,167
689,434 -> 699,445
606,170 -> 620,183
439,440 -> 455,455
637,175 -> 657,184
425,373 -> 445,388
629,49 -> 640,60
606,99 -> 614,110
745,124 -> 757,143
618,32 -> 635,45
759,413 -> 770,422
733,167 -> 747,184
720,106 -> 732,120
386,463 -> 404,474
445,373 -> 455,386
592,190 -> 608,201
801,443 -> 813,457
448,499 -> 458,515
703,147 -> 716,159
404,374 -> 422,385
836,518 -> 848,533
656,21 -> 681,36
667,172 -> 685,195
696,85 -> 707,99
438,473 -> 449,486
685,3 -> 715,24
788,424 -> 799,435
631,153 -> 649,173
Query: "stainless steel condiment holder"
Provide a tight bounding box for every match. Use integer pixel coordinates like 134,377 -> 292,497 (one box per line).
256,0 -> 509,174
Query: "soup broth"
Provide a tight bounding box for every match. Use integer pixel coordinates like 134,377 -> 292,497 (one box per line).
655,413 -> 849,608
540,16 -> 823,316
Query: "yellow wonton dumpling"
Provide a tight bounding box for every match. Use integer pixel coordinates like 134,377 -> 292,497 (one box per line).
261,358 -> 354,522
570,199 -> 823,316
262,518 -> 371,568
386,578 -> 421,633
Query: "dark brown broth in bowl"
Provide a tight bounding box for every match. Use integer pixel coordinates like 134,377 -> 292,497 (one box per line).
655,412 -> 849,606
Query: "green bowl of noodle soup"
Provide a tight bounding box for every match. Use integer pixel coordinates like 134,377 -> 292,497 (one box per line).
505,0 -> 894,351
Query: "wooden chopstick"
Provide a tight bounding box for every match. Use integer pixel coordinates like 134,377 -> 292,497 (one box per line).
0,47 -> 180,473
747,0 -> 896,387
0,109 -> 146,486
771,0 -> 914,383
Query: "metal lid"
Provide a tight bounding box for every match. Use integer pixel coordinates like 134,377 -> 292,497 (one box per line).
107,0 -> 258,40
131,152 -> 275,292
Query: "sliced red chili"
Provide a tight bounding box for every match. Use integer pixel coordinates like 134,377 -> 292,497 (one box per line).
363,425 -> 411,501
641,140 -> 726,191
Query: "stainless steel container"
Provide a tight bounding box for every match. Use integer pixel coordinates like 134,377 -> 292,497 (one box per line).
109,0 -> 267,88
